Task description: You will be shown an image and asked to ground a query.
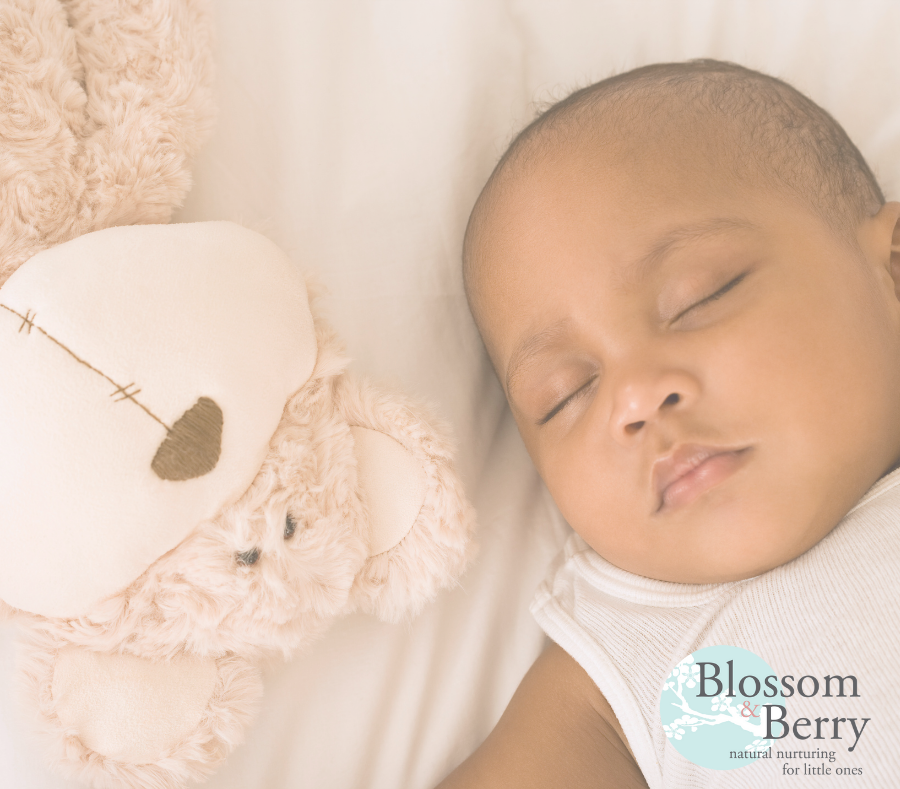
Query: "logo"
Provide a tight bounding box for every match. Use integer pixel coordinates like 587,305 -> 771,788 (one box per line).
659,645 -> 784,770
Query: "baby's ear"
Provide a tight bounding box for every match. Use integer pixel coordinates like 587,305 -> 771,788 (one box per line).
866,201 -> 900,302
333,375 -> 477,622
890,202 -> 900,296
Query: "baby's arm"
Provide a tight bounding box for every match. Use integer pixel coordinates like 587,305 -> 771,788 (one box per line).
436,641 -> 649,788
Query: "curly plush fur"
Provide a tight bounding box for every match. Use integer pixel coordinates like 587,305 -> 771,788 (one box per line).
0,2 -> 476,787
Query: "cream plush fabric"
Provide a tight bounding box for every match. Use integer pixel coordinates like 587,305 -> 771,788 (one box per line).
52,647 -> 220,765
2,1 -> 899,788
350,427 -> 430,556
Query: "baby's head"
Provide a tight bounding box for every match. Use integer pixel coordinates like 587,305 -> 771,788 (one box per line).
465,60 -> 900,583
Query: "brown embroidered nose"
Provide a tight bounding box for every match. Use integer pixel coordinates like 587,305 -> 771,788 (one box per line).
151,397 -> 223,481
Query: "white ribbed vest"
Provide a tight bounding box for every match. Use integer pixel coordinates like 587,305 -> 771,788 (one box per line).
531,468 -> 900,788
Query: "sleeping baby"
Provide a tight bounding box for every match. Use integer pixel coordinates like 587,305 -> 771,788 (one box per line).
438,59 -> 900,787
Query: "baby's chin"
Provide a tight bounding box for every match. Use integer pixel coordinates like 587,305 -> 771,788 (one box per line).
567,441 -> 892,586
603,550 -> 805,586
579,504 -> 841,586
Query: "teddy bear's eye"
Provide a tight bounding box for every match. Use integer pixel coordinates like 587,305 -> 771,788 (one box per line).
236,548 -> 260,566
284,513 -> 297,540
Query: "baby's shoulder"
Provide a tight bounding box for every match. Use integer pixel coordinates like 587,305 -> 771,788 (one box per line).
436,641 -> 648,788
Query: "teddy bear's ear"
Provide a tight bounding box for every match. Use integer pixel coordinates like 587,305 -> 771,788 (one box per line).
332,376 -> 477,623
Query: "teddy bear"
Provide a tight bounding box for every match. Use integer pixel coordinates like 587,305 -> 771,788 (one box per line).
0,2 -> 476,788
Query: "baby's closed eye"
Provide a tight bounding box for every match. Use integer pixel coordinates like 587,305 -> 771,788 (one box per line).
667,271 -> 750,325
539,375 -> 599,425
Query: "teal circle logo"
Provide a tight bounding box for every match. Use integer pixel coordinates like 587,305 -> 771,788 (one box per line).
659,645 -> 785,770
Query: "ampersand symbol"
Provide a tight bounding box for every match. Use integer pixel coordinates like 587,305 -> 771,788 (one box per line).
740,701 -> 760,718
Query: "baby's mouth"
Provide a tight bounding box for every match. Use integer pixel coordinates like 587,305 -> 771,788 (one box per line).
653,444 -> 751,513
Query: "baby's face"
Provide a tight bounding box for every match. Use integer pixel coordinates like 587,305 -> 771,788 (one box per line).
471,135 -> 900,583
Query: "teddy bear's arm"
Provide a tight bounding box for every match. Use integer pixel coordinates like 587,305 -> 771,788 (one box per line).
334,375 -> 477,623
61,0 -> 217,230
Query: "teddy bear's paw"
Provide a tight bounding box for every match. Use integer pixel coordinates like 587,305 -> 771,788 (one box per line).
18,634 -> 262,789
334,376 -> 478,623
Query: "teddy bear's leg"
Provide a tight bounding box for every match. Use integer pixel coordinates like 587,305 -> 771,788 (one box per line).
17,632 -> 262,789
332,374 -> 477,623
61,0 -> 217,230
0,0 -> 90,287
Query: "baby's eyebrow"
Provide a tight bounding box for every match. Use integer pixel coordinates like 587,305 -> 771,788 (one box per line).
628,217 -> 758,285
506,319 -> 572,398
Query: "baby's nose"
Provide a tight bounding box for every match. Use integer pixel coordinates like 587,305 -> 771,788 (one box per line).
609,371 -> 697,444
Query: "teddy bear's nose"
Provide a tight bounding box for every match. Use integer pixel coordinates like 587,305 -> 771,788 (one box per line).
151,397 -> 223,481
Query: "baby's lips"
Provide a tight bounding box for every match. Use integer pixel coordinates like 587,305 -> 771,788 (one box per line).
652,443 -> 749,510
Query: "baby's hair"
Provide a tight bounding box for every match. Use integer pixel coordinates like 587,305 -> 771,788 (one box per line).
466,59 -> 885,283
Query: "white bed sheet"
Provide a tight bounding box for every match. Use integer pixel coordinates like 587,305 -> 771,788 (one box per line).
2,0 -> 899,787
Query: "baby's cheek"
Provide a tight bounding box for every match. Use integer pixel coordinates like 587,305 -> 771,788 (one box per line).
544,443 -> 624,543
